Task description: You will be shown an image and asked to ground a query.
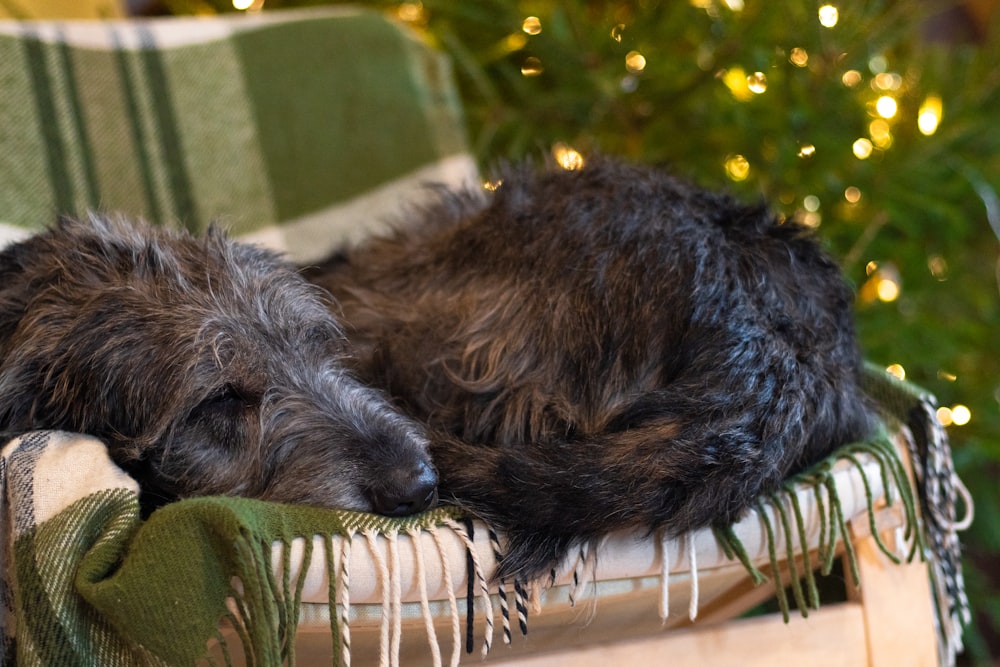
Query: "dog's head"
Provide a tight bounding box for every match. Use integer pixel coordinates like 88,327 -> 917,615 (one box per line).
0,215 -> 436,516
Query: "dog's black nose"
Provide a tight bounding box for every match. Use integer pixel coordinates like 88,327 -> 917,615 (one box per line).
371,460 -> 438,517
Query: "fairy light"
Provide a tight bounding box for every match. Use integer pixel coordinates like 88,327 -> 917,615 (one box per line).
611,24 -> 625,42
395,1 -> 424,22
951,405 -> 972,426
746,71 -> 767,94
928,254 -> 948,281
886,364 -> 906,381
937,406 -> 954,426
844,186 -> 862,203
875,95 -> 898,119
853,138 -> 874,159
842,70 -> 862,87
722,67 -> 753,101
626,51 -> 647,73
789,48 -> 809,67
232,0 -> 254,9
877,276 -> 900,302
522,16 -> 542,35
723,0 -> 745,10
869,119 -> 892,148
553,143 -> 584,170
521,57 -> 543,77
798,144 -> 816,158
873,72 -> 902,91
818,5 -> 839,27
724,154 -> 750,181
919,95 -> 943,135
483,178 -> 503,192
504,33 -> 528,52
803,195 -> 820,212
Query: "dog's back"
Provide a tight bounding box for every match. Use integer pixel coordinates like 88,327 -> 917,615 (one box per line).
312,157 -> 873,579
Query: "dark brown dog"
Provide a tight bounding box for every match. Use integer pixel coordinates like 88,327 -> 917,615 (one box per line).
0,215 -> 437,516
308,157 -> 873,579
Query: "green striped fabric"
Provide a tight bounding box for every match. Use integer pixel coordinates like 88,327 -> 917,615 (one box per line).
0,8 -> 476,262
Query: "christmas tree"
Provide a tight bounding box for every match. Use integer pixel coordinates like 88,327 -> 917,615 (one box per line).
159,1 -> 1000,661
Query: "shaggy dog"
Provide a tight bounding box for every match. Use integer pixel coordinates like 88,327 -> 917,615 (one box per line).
0,216 -> 437,516
307,157 -> 874,580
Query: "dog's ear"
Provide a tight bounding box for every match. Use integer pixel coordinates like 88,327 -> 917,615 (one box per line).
0,233 -> 42,346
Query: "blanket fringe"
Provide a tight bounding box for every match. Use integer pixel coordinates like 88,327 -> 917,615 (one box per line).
206,371 -> 969,667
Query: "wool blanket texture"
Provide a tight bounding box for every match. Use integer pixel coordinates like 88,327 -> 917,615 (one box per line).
0,367 -> 971,666
0,9 -> 476,263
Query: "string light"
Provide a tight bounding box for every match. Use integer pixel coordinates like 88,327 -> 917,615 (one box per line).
521,57 -> 543,77
818,5 -> 839,28
844,186 -> 862,203
803,195 -> 820,212
842,70 -> 862,87
746,71 -> 767,94
875,95 -> 898,119
860,263 -> 901,304
553,143 -> 584,170
869,119 -> 892,148
625,51 -> 647,73
722,67 -> 753,101
928,255 -> 949,281
232,0 -> 254,9
873,72 -> 902,91
886,363 -> 906,380
724,154 -> 750,181
852,138 -> 874,159
789,48 -> 809,67
952,406 -> 971,426
395,1 -> 424,22
938,369 -> 958,382
877,276 -> 900,301
919,95 -> 943,135
610,24 -> 625,42
522,16 -> 542,35
798,144 -> 816,158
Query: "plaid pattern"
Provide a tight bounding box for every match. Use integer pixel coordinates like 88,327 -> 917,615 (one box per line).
0,8 -> 476,262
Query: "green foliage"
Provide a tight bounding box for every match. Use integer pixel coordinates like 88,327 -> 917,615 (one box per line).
165,0 -> 1000,661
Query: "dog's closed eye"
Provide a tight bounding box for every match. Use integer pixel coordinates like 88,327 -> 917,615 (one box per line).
190,384 -> 259,421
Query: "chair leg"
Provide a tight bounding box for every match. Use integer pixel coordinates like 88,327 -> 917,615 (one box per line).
848,526 -> 938,666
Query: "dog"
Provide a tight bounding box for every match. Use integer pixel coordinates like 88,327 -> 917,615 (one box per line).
307,157 -> 875,580
0,215 -> 437,517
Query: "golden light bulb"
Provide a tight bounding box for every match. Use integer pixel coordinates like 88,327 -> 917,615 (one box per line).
724,154 -> 750,181
553,143 -> 584,170
853,138 -> 874,159
789,48 -> 809,67
522,16 -> 542,35
746,71 -> 767,94
951,405 -> 971,426
875,95 -> 898,119
918,95 -> 943,136
818,4 -> 839,27
625,51 -> 647,73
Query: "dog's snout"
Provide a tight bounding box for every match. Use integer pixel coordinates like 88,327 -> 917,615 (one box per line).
370,459 -> 438,517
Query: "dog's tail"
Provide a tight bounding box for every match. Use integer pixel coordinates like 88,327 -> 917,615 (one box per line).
430,379 -> 873,583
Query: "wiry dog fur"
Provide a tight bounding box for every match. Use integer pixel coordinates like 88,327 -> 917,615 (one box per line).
308,157 -> 874,580
0,215 -> 437,516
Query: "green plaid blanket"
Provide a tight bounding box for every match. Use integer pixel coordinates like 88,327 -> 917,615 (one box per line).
0,8 -> 474,263
0,368 -> 972,666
